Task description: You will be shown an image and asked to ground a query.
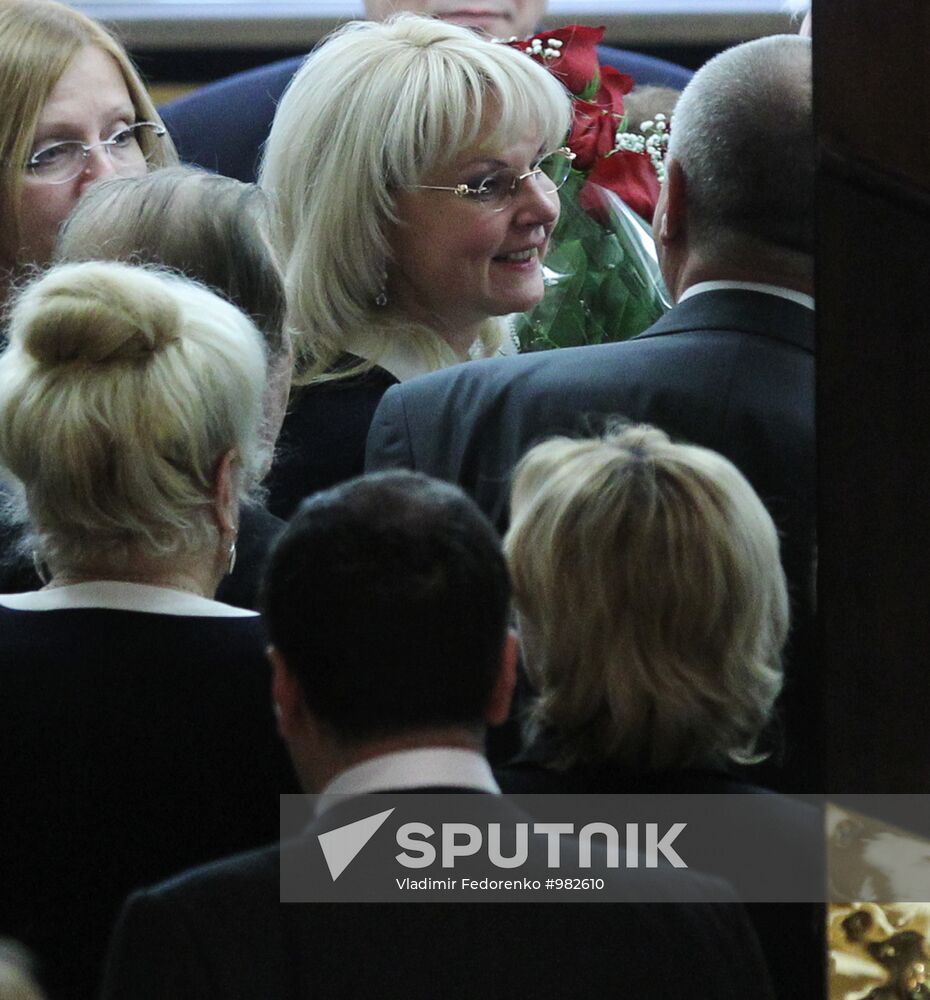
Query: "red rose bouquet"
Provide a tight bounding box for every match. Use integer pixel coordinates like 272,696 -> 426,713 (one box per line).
507,26 -> 671,351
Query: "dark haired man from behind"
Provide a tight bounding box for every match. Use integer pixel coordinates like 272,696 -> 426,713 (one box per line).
101,471 -> 773,1000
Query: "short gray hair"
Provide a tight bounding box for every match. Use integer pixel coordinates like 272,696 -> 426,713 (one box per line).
668,34 -> 813,255
259,14 -> 571,383
505,425 -> 789,772
56,167 -> 286,358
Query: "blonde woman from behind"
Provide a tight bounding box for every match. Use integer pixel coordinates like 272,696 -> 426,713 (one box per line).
498,424 -> 820,1000
0,261 -> 296,999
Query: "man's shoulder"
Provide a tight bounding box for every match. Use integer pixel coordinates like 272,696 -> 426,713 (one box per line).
380,289 -> 812,405
135,840 -> 281,911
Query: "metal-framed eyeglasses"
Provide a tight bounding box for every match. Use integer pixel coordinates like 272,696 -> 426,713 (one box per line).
412,147 -> 576,212
24,121 -> 166,185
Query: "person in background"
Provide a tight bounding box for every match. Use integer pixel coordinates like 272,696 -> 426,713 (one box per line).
260,15 -> 572,517
100,470 -> 773,1000
621,84 -> 680,137
0,0 -> 176,305
366,33 -> 817,791
159,0 -> 693,183
52,166 -> 289,608
0,261 -> 297,999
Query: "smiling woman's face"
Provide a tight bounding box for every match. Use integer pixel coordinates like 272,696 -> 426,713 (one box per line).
17,44 -> 147,268
387,130 -> 560,347
363,1 -> 547,39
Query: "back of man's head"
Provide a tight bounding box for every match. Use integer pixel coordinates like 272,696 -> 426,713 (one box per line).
668,34 -> 813,257
262,471 -> 511,741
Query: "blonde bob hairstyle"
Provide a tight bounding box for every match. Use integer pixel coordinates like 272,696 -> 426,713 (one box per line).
0,0 -> 176,271
259,14 -> 572,384
504,425 -> 789,773
0,261 -> 267,572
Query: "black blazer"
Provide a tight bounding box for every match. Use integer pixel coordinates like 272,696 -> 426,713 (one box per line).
160,47 -> 693,183
102,793 -> 775,1000
0,606 -> 298,1000
366,289 -> 818,789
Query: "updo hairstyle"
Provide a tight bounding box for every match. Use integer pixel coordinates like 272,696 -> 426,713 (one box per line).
0,261 -> 266,571
259,14 -> 572,383
504,424 -> 789,772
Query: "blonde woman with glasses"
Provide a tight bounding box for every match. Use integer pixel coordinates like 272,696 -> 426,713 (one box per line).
259,14 -> 572,517
0,0 -> 176,304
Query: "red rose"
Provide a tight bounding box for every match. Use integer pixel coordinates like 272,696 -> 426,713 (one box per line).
566,66 -> 634,170
595,65 -> 634,113
580,151 -> 662,223
568,100 -> 621,171
508,25 -> 605,97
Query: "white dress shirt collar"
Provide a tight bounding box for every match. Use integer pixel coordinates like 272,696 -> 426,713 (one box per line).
678,280 -> 814,312
317,747 -> 500,815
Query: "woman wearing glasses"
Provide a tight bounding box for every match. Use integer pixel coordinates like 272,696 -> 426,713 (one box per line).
259,14 -> 572,517
0,0 -> 175,302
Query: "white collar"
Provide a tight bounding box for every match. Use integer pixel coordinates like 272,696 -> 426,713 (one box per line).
317,747 -> 499,815
342,323 -> 516,384
0,580 -> 257,617
341,330 -> 439,383
678,280 -> 815,311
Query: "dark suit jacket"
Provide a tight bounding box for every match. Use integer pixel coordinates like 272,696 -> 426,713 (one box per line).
102,791 -> 775,1000
366,289 -> 818,789
159,47 -> 692,183
496,758 -> 824,1000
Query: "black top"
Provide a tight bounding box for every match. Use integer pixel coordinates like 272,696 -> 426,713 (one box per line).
0,602 -> 298,999
266,360 -> 399,520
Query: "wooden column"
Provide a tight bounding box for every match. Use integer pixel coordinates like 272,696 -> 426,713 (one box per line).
817,1 -> 930,791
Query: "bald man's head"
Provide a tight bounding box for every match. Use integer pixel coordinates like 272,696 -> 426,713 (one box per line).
363,0 -> 546,39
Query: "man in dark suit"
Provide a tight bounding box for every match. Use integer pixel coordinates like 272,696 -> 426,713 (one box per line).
365,34 -> 817,789
159,0 -> 692,182
101,471 -> 774,1000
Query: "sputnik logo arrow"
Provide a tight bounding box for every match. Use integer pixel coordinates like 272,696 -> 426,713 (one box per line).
317,808 -> 395,881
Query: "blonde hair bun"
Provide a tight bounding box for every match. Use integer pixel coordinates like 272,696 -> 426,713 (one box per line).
15,261 -> 181,369
0,259 -> 267,570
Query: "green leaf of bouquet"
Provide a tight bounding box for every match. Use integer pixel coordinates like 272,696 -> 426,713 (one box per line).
578,70 -> 600,102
